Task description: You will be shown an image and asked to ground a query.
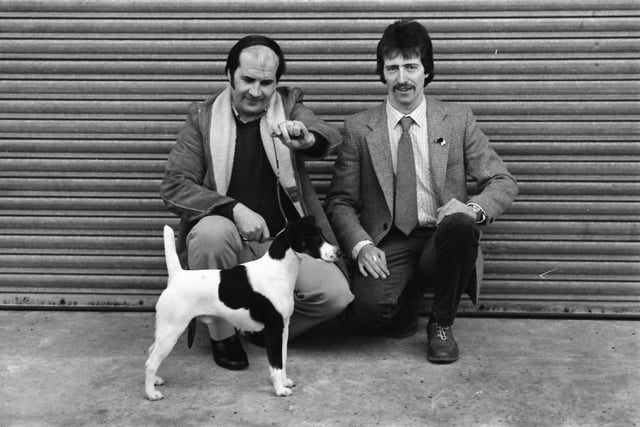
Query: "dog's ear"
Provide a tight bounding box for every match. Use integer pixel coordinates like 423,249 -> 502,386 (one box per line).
286,216 -> 313,249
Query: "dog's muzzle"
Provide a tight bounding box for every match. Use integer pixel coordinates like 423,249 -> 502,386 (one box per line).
320,243 -> 342,262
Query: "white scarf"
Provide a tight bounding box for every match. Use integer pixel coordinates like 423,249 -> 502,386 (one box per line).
209,85 -> 303,216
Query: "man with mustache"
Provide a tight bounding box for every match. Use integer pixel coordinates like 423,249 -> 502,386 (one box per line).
160,35 -> 353,370
326,20 -> 518,363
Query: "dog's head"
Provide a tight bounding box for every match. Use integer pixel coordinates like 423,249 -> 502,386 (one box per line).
285,215 -> 341,262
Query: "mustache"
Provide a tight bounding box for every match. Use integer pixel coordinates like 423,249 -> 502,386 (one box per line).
394,84 -> 415,91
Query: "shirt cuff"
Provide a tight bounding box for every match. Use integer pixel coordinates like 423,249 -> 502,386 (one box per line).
351,240 -> 374,260
467,202 -> 487,224
213,200 -> 238,221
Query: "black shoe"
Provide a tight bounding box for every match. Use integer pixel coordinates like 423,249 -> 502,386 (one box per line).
210,333 -> 249,370
426,321 -> 459,363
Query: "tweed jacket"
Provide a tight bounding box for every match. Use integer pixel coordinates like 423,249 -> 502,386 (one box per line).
325,96 -> 518,302
160,86 -> 343,269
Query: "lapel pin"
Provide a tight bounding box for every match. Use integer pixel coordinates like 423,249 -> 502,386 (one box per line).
435,137 -> 446,146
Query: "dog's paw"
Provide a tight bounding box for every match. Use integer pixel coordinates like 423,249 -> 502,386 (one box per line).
274,385 -> 293,397
145,389 -> 165,401
284,377 -> 294,388
154,375 -> 165,386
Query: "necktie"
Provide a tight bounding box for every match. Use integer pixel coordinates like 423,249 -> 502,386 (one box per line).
394,116 -> 418,235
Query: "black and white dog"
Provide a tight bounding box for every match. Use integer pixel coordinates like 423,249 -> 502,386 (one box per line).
145,215 -> 341,400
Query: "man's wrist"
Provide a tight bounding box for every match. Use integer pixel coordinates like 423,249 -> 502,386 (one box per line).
351,240 -> 374,260
467,202 -> 487,224
214,200 -> 239,221
300,131 -> 326,157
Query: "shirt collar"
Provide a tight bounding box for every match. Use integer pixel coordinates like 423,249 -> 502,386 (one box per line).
231,102 -> 266,124
386,95 -> 427,129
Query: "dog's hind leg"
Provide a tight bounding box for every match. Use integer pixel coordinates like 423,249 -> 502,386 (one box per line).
145,316 -> 190,401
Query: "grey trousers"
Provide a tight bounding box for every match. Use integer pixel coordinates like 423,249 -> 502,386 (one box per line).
186,215 -> 354,341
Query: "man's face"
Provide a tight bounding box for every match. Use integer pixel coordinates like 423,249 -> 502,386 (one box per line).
383,53 -> 426,113
229,45 -> 278,122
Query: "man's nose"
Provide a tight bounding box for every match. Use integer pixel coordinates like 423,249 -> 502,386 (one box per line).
248,83 -> 261,97
398,68 -> 408,83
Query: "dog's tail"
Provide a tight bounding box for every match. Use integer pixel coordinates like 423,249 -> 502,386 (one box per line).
163,225 -> 182,276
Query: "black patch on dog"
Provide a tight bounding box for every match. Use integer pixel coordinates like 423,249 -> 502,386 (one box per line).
267,236 -> 288,260
264,326 -> 284,370
268,215 -> 326,261
218,264 -> 285,369
218,265 -> 252,309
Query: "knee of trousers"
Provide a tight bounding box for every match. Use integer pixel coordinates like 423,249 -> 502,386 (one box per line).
437,212 -> 479,245
295,278 -> 354,318
348,296 -> 398,331
186,216 -> 242,261
321,284 -> 354,317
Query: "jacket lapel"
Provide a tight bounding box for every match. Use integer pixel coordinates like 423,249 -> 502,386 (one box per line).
426,97 -> 451,203
365,104 -> 395,214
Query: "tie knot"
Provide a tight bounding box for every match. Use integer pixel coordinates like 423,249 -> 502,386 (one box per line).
399,116 -> 414,132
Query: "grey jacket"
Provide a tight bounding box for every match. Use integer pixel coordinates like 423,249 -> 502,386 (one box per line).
325,97 -> 519,302
160,86 -> 343,269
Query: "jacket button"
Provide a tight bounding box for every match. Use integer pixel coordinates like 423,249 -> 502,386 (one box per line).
383,223 -> 388,230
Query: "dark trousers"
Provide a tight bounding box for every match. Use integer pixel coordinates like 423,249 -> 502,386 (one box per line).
346,213 -> 479,331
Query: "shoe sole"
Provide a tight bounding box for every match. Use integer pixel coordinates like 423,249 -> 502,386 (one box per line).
427,354 -> 458,364
214,360 -> 249,370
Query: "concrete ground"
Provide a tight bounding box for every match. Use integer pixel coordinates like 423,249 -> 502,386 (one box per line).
0,311 -> 638,427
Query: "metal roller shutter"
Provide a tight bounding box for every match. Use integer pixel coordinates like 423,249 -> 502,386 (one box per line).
1,0 -> 638,316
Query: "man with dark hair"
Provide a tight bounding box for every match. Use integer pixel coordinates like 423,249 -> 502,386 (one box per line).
160,35 -> 353,370
326,20 -> 518,363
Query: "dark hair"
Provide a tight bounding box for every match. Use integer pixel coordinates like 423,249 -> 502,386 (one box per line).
376,20 -> 434,86
225,35 -> 286,83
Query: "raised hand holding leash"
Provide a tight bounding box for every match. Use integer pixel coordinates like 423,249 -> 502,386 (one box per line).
272,120 -> 316,150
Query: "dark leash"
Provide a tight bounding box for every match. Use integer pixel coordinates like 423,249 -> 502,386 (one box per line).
241,134 -> 291,258
270,133 -> 290,229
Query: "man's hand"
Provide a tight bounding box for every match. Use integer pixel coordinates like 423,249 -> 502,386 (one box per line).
232,203 -> 270,243
271,120 -> 316,150
357,244 -> 390,279
436,198 -> 476,225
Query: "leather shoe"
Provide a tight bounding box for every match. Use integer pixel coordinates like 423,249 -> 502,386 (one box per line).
210,333 -> 249,370
426,321 -> 459,363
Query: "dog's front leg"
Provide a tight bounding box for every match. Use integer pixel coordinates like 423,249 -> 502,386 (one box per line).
264,324 -> 293,396
281,320 -> 294,388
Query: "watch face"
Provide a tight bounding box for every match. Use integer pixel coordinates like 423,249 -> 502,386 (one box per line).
469,204 -> 485,223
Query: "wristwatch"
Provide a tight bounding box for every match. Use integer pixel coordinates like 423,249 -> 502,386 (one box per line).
468,203 -> 487,224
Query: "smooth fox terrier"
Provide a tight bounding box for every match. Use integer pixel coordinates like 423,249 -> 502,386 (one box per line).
145,215 -> 341,400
